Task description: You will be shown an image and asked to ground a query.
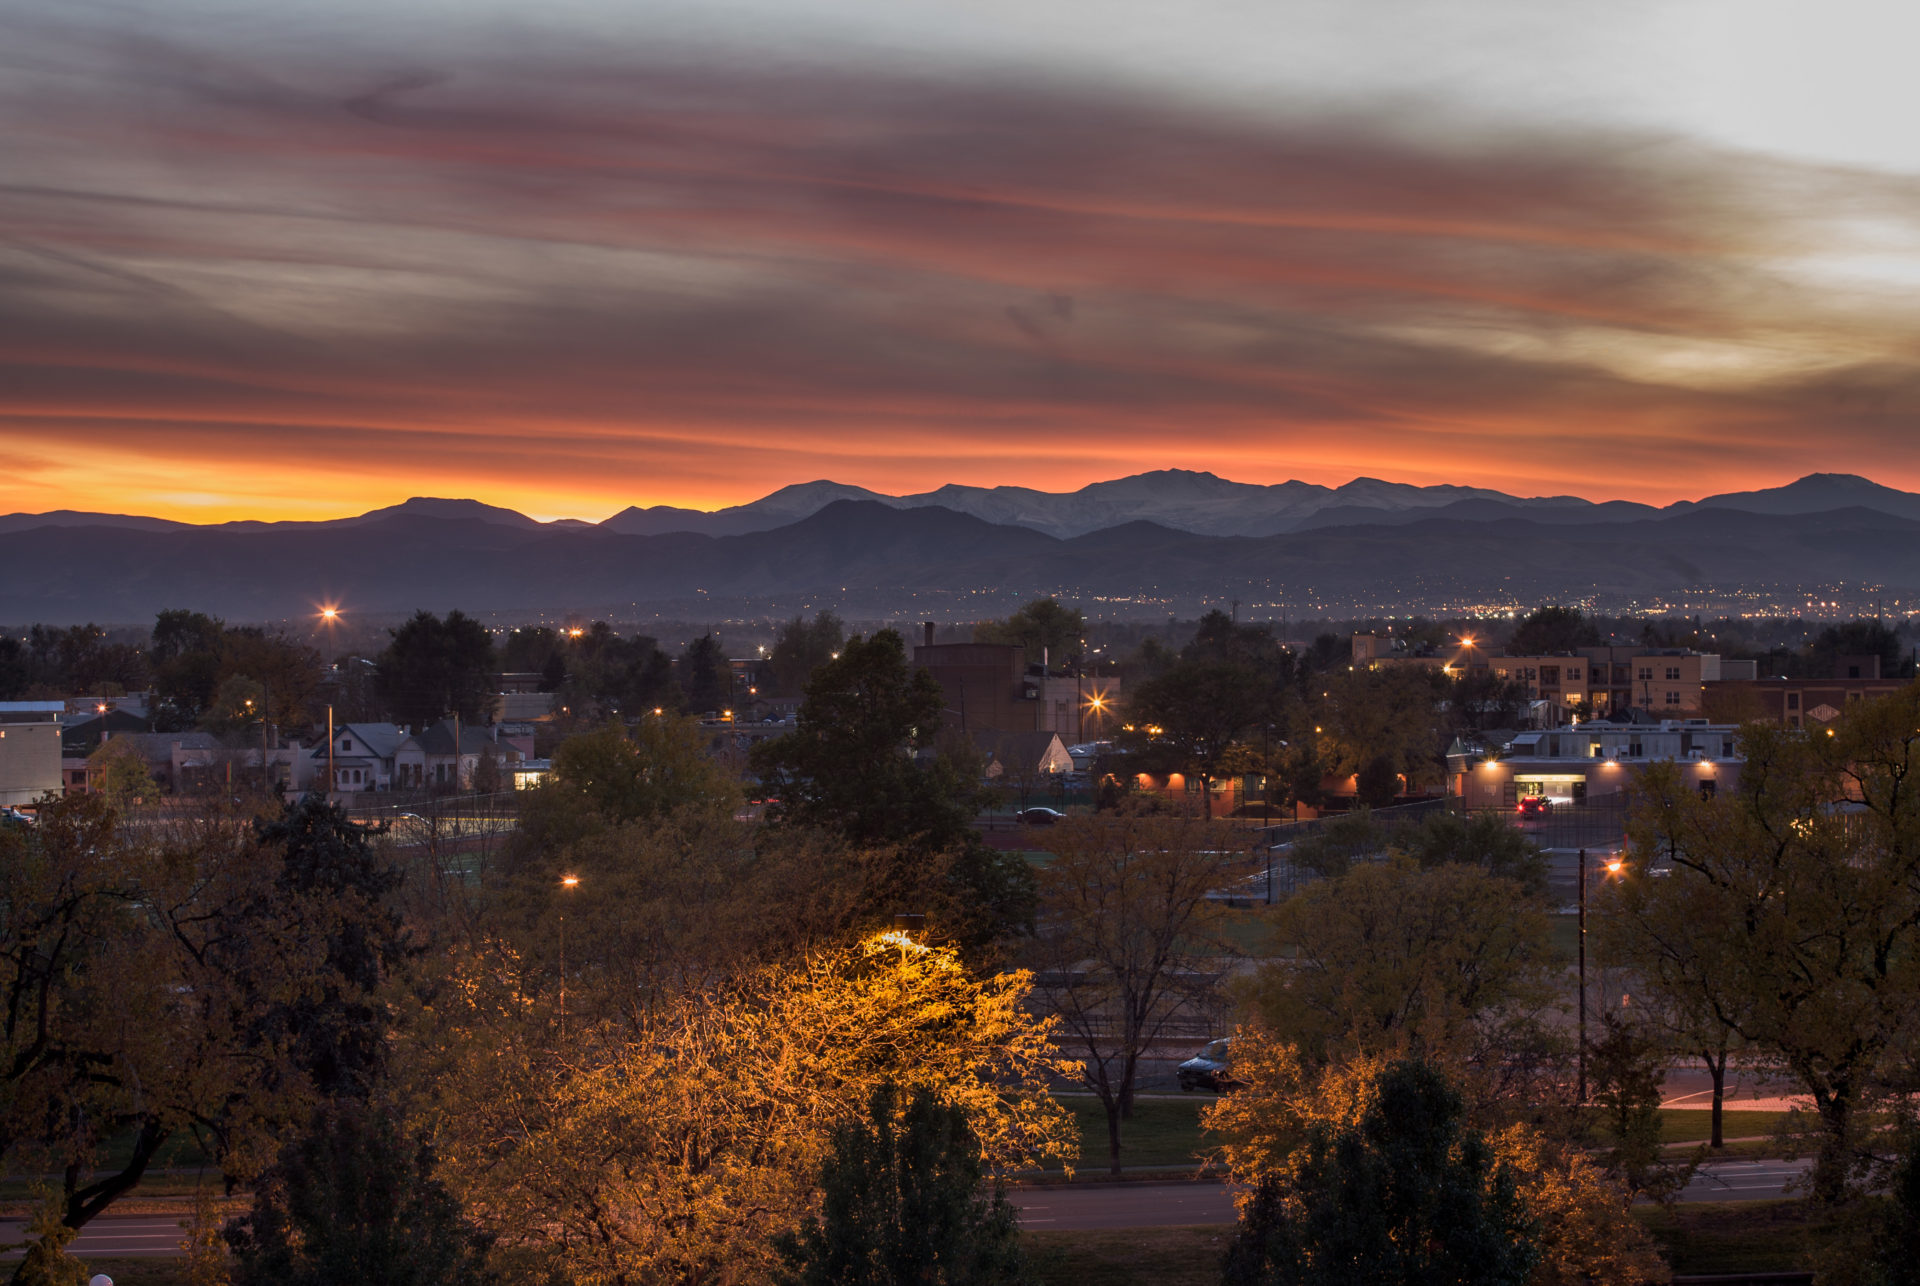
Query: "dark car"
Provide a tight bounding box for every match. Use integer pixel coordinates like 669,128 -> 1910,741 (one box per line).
1176,1037 -> 1239,1092
1516,796 -> 1552,817
1018,807 -> 1065,825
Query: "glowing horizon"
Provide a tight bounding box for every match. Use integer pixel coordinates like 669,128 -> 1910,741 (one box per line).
4,3 -> 1917,526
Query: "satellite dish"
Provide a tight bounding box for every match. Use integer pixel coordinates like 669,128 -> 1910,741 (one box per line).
90,1276 -> 114,1286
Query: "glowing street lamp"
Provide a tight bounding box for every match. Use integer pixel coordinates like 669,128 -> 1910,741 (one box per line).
559,874 -> 580,1036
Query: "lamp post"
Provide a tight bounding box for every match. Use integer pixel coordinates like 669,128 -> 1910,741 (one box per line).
559,874 -> 580,1037
1577,848 -> 1625,1103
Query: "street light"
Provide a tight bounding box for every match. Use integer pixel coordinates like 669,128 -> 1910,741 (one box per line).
1577,849 -> 1627,1102
559,874 -> 580,1037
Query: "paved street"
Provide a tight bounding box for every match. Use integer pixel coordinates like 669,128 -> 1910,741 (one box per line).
1011,1157 -> 1816,1230
0,1155 -> 1821,1256
1012,1182 -> 1240,1229
0,1212 -> 188,1257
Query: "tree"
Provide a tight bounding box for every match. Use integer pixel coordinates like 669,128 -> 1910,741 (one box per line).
776,1083 -> 1025,1286
1595,858 -> 1748,1150
227,1100 -> 493,1286
1247,861 -> 1559,1078
1584,1013 -> 1698,1205
975,598 -> 1085,667
1122,660 -> 1272,819
86,738 -> 156,807
1311,666 -> 1447,796
752,631 -> 973,853
752,632 -> 1033,947
1507,606 -> 1602,655
1810,619 -> 1909,681
544,719 -> 737,827
420,933 -> 1075,1285
1026,815 -> 1241,1173
680,632 -> 728,714
768,612 -> 846,697
1208,1036 -> 1667,1286
1399,809 -> 1548,895
374,611 -> 495,729
1620,694 -> 1920,1203
1219,1058 -> 1539,1286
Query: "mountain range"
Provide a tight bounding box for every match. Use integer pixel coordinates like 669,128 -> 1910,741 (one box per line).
2,473 -> 1915,622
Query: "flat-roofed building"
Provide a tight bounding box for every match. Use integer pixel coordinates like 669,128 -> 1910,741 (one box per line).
0,714 -> 62,807
1454,718 -> 1740,810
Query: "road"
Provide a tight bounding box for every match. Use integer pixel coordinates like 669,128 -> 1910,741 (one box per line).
1010,1157 -> 1816,1230
0,1158 -> 1818,1254
0,1212 -> 189,1257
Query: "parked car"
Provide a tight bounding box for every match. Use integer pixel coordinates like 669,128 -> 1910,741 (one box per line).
1018,807 -> 1065,825
1515,796 -> 1552,817
1177,1037 -> 1239,1092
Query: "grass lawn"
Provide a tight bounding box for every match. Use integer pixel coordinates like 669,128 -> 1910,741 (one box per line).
1042,1096 -> 1216,1173
1657,1108 -> 1789,1144
1026,1226 -> 1228,1286
1635,1198 -> 1845,1273
1215,909 -> 1275,956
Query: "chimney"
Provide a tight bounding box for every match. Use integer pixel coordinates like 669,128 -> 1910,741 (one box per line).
924,622 -> 935,649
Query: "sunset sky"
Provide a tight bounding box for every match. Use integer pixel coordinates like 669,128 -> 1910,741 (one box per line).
4,0 -> 1918,522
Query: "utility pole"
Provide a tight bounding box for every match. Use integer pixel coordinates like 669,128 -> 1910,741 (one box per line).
1577,846 -> 1588,1103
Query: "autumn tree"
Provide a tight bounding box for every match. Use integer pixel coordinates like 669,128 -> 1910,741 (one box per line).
417,934 -> 1075,1285
1208,1035 -> 1668,1286
777,1083 -> 1025,1286
1246,861 -> 1560,1086
1026,814 -> 1242,1173
1220,1058 -> 1540,1286
1619,692 -> 1920,1203
86,737 -> 156,807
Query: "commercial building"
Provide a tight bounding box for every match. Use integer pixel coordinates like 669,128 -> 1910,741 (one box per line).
0,709 -> 63,807
911,626 -> 1120,742
1701,656 -> 1908,728
1453,719 -> 1741,810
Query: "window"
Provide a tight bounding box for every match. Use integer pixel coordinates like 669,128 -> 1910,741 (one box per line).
1786,692 -> 1800,710
1629,741 -> 1643,756
1569,668 -> 1582,680
1848,665 -> 1862,679
1638,667 -> 1653,681
1665,667 -> 1681,681
1665,691 -> 1682,706
1541,666 -> 1560,685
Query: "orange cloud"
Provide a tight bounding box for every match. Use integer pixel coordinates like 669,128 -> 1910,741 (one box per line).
1,24 -> 1917,523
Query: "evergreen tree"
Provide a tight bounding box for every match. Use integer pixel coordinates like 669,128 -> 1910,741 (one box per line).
374,610 -> 496,729
1221,1059 -> 1538,1286
228,1101 -> 493,1286
777,1083 -> 1026,1286
681,632 -> 728,713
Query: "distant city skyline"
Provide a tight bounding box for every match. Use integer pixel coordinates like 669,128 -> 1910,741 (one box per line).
3,0 -> 1917,523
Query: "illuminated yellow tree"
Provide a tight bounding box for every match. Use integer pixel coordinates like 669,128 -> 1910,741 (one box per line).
419,933 -> 1077,1285
1207,1031 -> 1669,1286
